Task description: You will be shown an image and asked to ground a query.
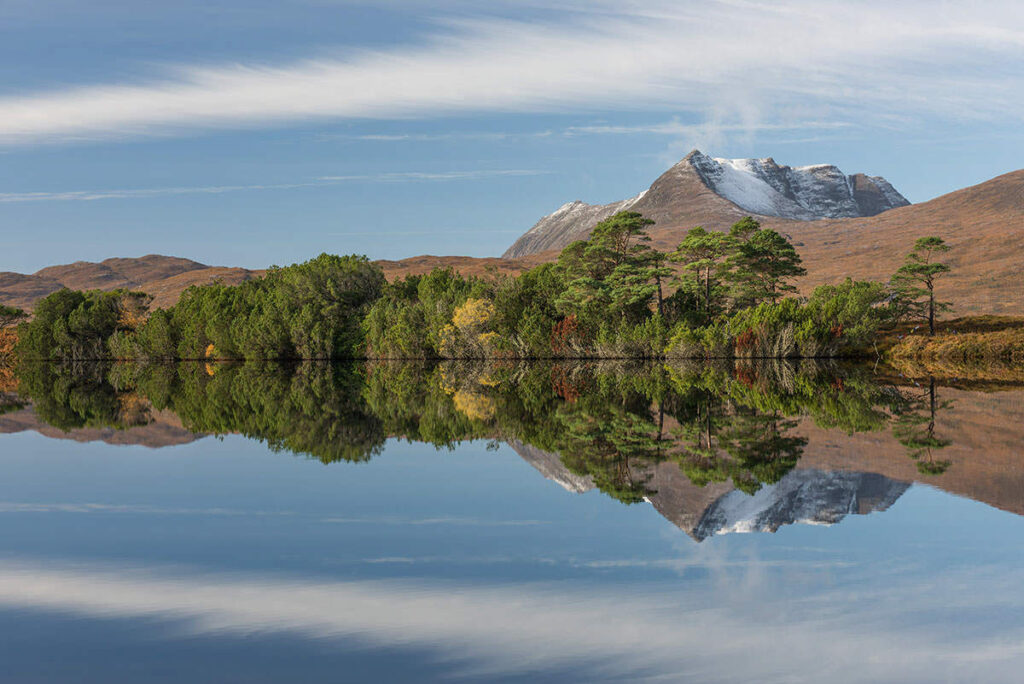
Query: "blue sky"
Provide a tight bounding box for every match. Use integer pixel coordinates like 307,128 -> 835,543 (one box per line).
1,0 -> 1022,273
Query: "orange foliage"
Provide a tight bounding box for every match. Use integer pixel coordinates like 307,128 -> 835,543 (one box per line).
0,365 -> 17,393
735,328 -> 759,353
550,315 -> 581,355
550,365 -> 584,402
0,329 -> 16,359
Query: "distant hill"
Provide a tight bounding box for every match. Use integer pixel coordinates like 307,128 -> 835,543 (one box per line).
0,253 -> 529,312
0,255 -> 264,311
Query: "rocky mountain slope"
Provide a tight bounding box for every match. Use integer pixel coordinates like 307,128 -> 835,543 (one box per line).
689,470 -> 909,541
504,150 -> 909,258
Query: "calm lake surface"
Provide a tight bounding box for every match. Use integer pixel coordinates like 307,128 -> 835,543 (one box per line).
1,361 -> 1023,683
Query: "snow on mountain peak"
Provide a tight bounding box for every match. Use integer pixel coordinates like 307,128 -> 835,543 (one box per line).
691,469 -> 910,541
686,150 -> 909,220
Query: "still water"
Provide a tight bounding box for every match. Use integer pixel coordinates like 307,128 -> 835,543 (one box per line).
1,361 -> 1023,683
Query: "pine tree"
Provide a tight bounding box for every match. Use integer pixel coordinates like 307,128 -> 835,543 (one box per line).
891,236 -> 951,335
727,222 -> 807,306
555,211 -> 662,325
670,226 -> 731,322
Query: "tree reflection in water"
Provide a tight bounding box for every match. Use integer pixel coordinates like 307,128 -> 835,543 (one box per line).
9,359 -> 942,507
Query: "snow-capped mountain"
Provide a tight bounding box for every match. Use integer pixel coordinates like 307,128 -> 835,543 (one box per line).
691,469 -> 910,541
686,151 -> 909,220
503,149 -> 909,258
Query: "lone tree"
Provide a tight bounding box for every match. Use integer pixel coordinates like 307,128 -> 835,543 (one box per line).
892,236 -> 951,335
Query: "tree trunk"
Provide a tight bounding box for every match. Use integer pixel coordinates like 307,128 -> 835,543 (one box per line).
705,266 -> 711,322
928,283 -> 935,335
656,274 -> 664,317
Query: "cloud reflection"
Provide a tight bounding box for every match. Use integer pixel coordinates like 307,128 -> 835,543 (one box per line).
0,559 -> 1021,682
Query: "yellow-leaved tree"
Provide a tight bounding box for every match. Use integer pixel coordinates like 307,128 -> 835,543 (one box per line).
439,298 -> 498,358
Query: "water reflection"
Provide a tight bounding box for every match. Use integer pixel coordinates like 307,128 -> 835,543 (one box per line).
4,360 -> 1024,537
3,361 -> 1024,682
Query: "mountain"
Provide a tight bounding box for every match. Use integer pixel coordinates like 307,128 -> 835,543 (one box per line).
0,255 -> 263,311
503,150 -> 909,258
507,384 -> 1024,538
689,470 -> 909,541
502,156 -> 1024,315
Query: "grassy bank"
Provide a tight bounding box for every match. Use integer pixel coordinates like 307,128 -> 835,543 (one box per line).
881,316 -> 1024,381
885,316 -> 1024,361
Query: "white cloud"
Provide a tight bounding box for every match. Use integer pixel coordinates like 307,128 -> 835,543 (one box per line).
321,131 -> 555,142
0,1 -> 1020,144
1,558 -> 1023,681
0,170 -> 546,203
0,502 -> 291,515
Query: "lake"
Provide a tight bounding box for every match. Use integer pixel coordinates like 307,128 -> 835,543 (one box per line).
1,361 -> 1023,683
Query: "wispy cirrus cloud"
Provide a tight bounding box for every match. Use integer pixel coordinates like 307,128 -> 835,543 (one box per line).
320,131 -> 555,142
0,0 -> 1020,145
0,169 -> 547,203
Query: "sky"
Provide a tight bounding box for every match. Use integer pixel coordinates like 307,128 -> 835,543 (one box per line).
1,0 -> 1022,273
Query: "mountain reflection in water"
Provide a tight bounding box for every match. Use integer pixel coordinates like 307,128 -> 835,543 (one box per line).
3,360 -> 1022,538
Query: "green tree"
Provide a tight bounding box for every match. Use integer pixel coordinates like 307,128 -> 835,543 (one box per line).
893,378 -> 953,476
671,226 -> 731,322
16,289 -> 150,361
892,236 -> 951,335
727,222 -> 807,306
556,211 -> 662,330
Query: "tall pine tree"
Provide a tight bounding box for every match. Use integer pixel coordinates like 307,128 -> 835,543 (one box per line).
891,236 -> 951,335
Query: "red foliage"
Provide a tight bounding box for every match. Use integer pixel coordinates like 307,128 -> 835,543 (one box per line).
735,328 -> 759,352
831,324 -> 844,339
736,365 -> 759,387
551,315 -> 581,354
550,365 -> 583,402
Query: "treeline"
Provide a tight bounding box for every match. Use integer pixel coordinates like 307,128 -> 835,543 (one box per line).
10,214 -> 951,361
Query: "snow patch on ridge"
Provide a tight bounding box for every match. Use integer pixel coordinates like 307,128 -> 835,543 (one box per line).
692,469 -> 910,540
685,151 -> 909,220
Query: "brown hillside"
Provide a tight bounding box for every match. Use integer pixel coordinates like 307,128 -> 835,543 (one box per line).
0,255 -> 263,311
140,267 -> 265,310
376,255 -> 530,282
0,272 -> 64,310
512,170 -> 1024,315
757,170 -> 1024,315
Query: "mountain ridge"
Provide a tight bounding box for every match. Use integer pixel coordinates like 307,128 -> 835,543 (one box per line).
503,149 -> 910,258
